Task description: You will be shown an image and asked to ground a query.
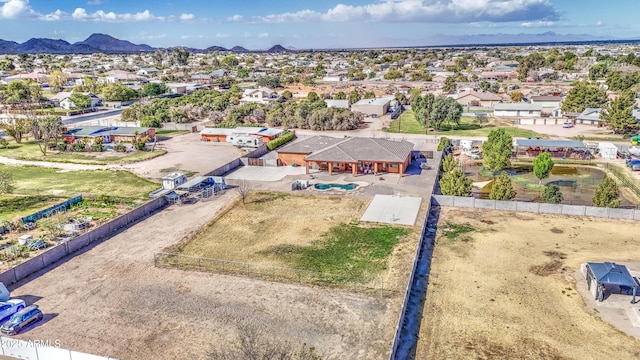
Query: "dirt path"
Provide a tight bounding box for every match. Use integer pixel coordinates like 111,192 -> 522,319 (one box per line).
9,192 -> 400,360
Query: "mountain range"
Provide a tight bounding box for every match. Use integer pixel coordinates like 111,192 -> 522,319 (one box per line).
0,33 -> 296,54
0,32 -> 637,55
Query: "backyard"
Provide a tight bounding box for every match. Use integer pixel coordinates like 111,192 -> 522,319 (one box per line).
174,191 -> 418,286
458,156 -> 640,206
386,110 -> 547,138
417,207 -> 640,359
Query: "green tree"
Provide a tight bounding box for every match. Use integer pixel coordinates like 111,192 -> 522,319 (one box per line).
0,170 -> 14,194
412,93 -> 435,129
592,177 -> 620,208
428,96 -> 462,130
589,63 -> 610,80
1,117 -> 31,143
383,69 -> 403,80
363,91 -> 376,99
348,90 -> 361,104
32,115 -> 62,156
605,71 -> 640,92
482,128 -> 513,171
439,167 -> 473,196
542,184 -> 564,204
307,92 -> 320,102
170,47 -> 190,66
334,91 -> 346,100
101,82 -> 138,102
533,152 -> 554,186
489,171 -> 517,200
141,82 -> 167,97
69,92 -> 91,108
561,82 -> 607,113
509,91 -> 524,102
441,153 -> 458,172
442,76 -> 456,93
141,116 -> 162,128
48,70 -> 68,92
600,91 -> 639,134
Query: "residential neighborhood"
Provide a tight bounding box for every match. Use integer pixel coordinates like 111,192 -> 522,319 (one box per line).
2,27 -> 640,360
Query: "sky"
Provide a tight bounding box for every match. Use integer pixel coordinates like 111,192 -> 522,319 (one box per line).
0,0 -> 638,49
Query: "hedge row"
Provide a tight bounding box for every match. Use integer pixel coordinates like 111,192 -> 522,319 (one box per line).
266,132 -> 295,151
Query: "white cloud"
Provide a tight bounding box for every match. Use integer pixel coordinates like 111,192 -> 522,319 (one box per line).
521,20 -> 554,28
215,33 -> 231,38
252,0 -> 559,24
227,14 -> 243,22
179,13 -> 195,21
258,33 -> 269,39
0,0 -> 36,19
0,1 -> 200,22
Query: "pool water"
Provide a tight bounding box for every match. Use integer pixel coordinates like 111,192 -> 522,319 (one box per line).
314,183 -> 358,191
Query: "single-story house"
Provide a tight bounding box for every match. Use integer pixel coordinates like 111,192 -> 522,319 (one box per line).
278,136 -> 414,177
136,68 -> 159,76
62,126 -> 155,144
324,99 -> 350,109
51,92 -> 102,110
530,95 -> 563,111
200,126 -> 283,143
494,103 -> 543,117
480,71 -> 518,80
277,135 -> 345,166
350,97 -> 394,117
455,90 -> 502,107
165,82 -> 205,95
576,108 -> 603,125
239,87 -> 281,105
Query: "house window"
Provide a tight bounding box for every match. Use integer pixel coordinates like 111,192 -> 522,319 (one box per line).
528,110 -> 533,114
334,163 -> 341,167
389,163 -> 398,168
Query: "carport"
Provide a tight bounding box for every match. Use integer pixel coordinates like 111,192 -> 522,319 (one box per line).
585,262 -> 638,303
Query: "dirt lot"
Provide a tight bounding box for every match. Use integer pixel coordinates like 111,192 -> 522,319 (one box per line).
121,132 -> 243,181
6,191 -> 412,360
417,207 -> 640,359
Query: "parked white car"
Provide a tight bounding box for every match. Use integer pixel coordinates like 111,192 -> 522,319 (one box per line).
0,299 -> 26,322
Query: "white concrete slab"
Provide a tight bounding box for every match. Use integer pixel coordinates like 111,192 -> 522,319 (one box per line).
225,165 -> 309,181
360,194 -> 422,226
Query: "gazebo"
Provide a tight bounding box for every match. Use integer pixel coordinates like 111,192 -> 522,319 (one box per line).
585,262 -> 638,303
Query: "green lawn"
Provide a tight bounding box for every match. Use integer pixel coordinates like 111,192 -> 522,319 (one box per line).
285,223 -> 408,280
0,195 -> 66,220
0,164 -> 158,198
0,141 -> 166,165
387,110 -> 548,138
387,111 -> 426,134
155,129 -> 189,137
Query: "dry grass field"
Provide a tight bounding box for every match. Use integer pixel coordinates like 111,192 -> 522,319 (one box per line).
174,191 -> 420,287
177,192 -> 369,265
417,207 -> 640,360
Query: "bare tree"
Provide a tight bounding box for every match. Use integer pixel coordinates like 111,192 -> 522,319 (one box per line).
31,115 -> 62,156
208,321 -> 321,360
236,179 -> 250,204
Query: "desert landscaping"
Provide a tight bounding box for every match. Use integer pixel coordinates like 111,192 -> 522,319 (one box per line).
417,207 -> 640,359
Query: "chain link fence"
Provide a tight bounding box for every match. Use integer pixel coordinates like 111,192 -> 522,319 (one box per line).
154,252 -> 401,295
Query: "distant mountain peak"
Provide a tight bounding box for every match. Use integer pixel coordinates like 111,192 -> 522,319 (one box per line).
267,44 -> 287,53
230,46 -> 249,53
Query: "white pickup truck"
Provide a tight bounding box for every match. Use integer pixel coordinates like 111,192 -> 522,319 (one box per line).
628,147 -> 640,156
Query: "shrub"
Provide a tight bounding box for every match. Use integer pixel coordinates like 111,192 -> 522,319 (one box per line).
489,171 -> 516,200
266,132 -> 295,151
114,144 -> 127,152
57,143 -> 67,151
73,143 -> 85,152
593,177 -> 620,208
437,137 -> 452,152
542,184 -> 564,204
92,144 -> 103,152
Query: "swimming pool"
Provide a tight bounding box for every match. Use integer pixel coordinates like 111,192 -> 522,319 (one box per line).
313,183 -> 359,191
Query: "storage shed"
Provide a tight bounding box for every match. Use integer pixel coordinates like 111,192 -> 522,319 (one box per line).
584,262 -> 638,303
597,142 -> 618,160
